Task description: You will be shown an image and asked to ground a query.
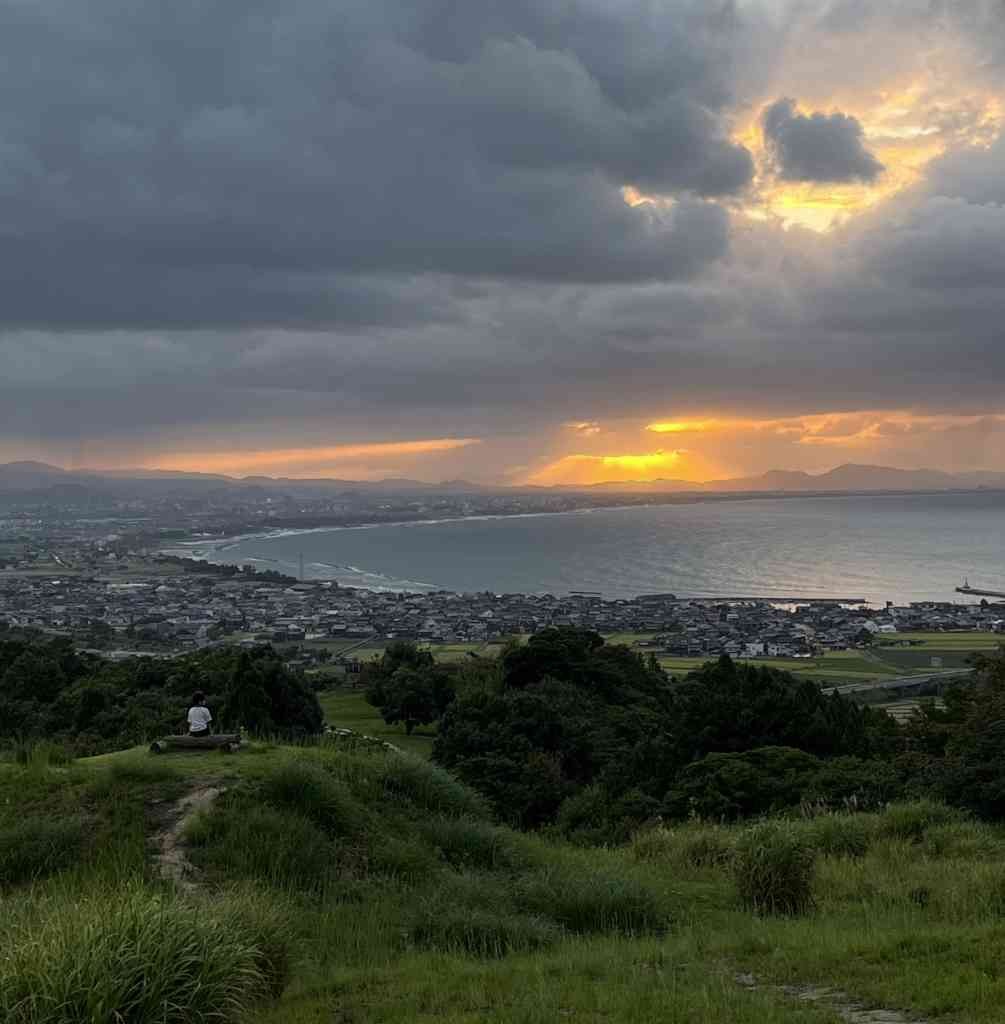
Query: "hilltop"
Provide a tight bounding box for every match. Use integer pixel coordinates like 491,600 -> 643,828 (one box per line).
3,735 -> 1005,1023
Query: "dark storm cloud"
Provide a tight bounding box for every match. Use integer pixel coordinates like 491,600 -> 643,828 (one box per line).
3,0 -> 1005,465
0,0 -> 753,329
762,98 -> 885,183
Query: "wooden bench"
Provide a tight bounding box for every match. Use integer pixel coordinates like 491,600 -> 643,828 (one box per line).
150,733 -> 242,754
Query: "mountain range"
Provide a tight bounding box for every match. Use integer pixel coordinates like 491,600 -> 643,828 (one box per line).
1,460 -> 1005,497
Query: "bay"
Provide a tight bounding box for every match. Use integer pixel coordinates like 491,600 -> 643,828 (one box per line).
180,491 -> 1005,605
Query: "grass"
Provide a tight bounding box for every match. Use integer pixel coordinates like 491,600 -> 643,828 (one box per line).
318,689 -> 436,757
0,884 -> 291,1023
9,741 -> 1005,1022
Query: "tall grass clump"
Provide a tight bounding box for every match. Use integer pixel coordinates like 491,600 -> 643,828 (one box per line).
879,800 -> 967,844
805,813 -> 876,859
0,816 -> 92,887
733,821 -> 816,916
12,740 -> 74,769
380,754 -> 490,819
630,823 -> 737,870
410,904 -> 560,957
420,814 -> 530,871
186,798 -> 334,891
407,871 -> 560,957
513,861 -> 674,936
261,760 -> 368,839
922,820 -> 1002,859
0,886 -> 291,1023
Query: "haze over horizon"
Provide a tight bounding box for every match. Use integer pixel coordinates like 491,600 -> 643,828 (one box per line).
3,1 -> 1004,484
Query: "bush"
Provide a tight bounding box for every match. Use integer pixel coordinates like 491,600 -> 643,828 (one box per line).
513,862 -> 674,935
380,754 -> 490,819
806,814 -> 876,859
733,821 -> 816,915
420,815 -> 529,871
556,784 -> 659,846
0,816 -> 91,886
0,887 -> 291,1023
261,760 -> 368,839
663,747 -> 822,821
880,801 -> 967,843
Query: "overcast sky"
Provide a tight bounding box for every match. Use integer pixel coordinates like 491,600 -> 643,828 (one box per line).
2,0 -> 1004,483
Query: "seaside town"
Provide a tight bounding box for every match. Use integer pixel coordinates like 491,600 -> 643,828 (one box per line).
2,510 -> 1003,665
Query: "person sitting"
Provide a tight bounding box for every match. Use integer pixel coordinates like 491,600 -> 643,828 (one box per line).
186,691 -> 213,738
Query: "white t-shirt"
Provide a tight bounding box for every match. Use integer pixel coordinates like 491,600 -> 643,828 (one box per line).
188,706 -> 212,732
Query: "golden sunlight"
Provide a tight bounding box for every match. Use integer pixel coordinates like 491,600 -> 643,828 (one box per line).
147,438 -> 481,476
735,84 -> 1003,231
524,449 -> 720,487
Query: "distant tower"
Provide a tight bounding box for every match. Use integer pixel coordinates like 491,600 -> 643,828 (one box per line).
299,552 -> 304,582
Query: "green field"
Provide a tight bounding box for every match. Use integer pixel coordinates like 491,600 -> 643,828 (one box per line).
318,689 -> 435,757
6,744 -> 1005,1022
308,629 -> 1000,688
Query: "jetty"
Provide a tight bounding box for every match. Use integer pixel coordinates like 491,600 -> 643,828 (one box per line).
955,578 -> 1005,600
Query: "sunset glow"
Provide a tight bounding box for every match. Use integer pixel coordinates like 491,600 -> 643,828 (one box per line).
147,439 -> 481,477
735,83 -> 1004,231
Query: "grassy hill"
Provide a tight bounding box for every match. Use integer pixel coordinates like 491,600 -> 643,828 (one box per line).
3,739 -> 1005,1022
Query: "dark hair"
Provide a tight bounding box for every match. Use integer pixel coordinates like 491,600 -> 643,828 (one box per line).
192,691 -> 206,706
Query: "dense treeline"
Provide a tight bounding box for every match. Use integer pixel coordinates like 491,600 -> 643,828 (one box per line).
0,631 -> 322,755
366,627 -> 1005,839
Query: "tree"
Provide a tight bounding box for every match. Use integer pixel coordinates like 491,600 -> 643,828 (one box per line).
365,641 -> 454,734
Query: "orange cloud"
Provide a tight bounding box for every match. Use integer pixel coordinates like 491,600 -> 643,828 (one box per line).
524,448 -> 721,486
650,411 -> 1005,440
147,438 -> 481,477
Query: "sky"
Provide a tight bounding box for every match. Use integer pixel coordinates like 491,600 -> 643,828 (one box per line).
2,0 -> 1005,485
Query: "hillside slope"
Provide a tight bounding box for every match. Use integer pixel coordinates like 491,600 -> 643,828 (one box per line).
3,741 -> 1005,1022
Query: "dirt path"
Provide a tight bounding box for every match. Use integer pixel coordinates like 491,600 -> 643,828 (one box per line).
149,781 -> 225,893
735,973 -> 932,1024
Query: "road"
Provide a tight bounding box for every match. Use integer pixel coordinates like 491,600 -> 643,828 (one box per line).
824,668 -> 975,697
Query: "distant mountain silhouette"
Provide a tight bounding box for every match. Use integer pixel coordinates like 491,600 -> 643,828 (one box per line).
1,460 -> 1004,496
580,463 -> 1005,493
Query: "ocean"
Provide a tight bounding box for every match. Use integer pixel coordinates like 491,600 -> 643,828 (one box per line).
173,491 -> 1005,606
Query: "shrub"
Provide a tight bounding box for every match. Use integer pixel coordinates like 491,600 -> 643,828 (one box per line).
880,801 -> 966,843
0,887 -> 291,1023
556,784 -> 659,846
663,747 -> 822,821
733,821 -> 816,915
409,905 -> 559,957
513,863 -> 674,935
807,814 -> 876,859
380,754 -> 490,819
261,760 -> 368,838
0,816 -> 91,886
420,815 -> 529,871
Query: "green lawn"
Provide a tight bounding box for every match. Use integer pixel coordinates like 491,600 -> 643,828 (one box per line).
318,689 -> 435,757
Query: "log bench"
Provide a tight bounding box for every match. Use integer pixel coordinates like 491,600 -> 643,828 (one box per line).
150,733 -> 242,754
